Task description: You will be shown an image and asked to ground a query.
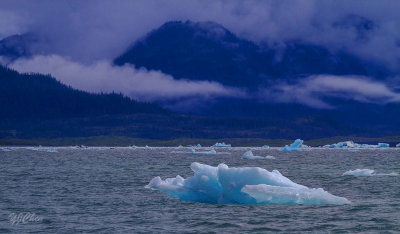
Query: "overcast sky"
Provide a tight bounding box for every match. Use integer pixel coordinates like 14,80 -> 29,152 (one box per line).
1,0 -> 400,108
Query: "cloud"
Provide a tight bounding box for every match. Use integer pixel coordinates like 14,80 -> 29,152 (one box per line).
1,0 -> 400,69
8,55 -> 245,101
262,75 -> 400,108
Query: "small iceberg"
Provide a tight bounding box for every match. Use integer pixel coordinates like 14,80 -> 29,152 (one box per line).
32,146 -> 58,153
192,149 -> 229,155
280,139 -> 303,152
171,149 -> 230,155
323,141 -> 390,148
377,143 -> 389,148
396,143 -> 400,148
146,162 -> 350,205
262,145 -> 270,149
242,150 -> 274,160
343,169 -> 398,177
0,147 -> 13,152
343,169 -> 374,176
130,145 -> 137,149
212,142 -> 231,147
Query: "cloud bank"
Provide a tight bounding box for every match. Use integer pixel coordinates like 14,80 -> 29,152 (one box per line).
1,0 -> 400,69
262,75 -> 400,108
9,55 -> 244,101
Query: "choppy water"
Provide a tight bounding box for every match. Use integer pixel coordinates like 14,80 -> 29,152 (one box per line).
0,147 -> 399,233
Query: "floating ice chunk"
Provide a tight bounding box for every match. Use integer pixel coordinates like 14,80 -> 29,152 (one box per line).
32,146 -> 58,153
262,145 -> 270,149
242,150 -> 265,160
280,139 -> 303,152
195,144 -> 202,148
171,149 -> 230,155
343,169 -> 374,176
242,150 -> 274,160
0,147 -> 13,152
323,141 -> 356,148
323,141 -> 390,148
178,145 -> 183,148
213,142 -> 231,147
396,143 -> 400,148
343,169 -> 398,176
146,162 -> 350,205
377,143 -> 389,148
130,145 -> 137,149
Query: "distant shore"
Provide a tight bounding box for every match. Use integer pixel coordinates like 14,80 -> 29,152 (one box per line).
1,135 -> 400,147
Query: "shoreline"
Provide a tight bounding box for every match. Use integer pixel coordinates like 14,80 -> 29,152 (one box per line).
1,135 -> 400,147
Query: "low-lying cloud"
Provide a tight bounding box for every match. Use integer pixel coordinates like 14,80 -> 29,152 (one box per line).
1,0 -> 400,69
262,75 -> 400,108
9,55 -> 245,101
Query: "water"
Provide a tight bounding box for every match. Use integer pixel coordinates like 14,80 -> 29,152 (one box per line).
0,147 -> 399,233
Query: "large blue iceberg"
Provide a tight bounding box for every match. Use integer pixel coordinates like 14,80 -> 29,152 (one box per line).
279,139 -> 304,152
146,162 -> 350,205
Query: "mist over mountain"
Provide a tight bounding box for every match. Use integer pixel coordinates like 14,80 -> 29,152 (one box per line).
115,21 -> 390,89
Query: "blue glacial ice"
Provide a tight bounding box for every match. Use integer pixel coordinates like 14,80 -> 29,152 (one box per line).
396,143 -> 400,148
323,141 -> 390,148
343,169 -> 398,177
279,139 -> 304,152
242,150 -> 275,160
262,145 -> 270,149
377,143 -> 389,148
212,142 -> 231,147
146,162 -> 350,205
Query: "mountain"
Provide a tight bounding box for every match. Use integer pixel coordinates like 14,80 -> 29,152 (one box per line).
114,21 -> 389,88
0,33 -> 36,63
0,65 -> 164,121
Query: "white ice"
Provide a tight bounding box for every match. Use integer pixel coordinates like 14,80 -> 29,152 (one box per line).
146,162 -> 350,205
343,169 -> 398,177
212,142 -> 231,147
323,141 -> 390,148
242,150 -> 274,160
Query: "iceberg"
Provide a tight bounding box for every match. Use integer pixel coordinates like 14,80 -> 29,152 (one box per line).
323,141 -> 390,148
212,142 -> 231,147
31,146 -> 58,153
262,145 -> 270,149
396,143 -> 400,148
280,139 -> 304,152
377,143 -> 389,148
343,169 -> 398,177
343,169 -> 374,176
171,149 -> 230,155
0,147 -> 13,152
146,162 -> 350,205
130,145 -> 137,149
242,150 -> 274,160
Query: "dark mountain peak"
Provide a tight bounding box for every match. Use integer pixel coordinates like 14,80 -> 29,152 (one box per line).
0,33 -> 37,62
114,20 -> 390,88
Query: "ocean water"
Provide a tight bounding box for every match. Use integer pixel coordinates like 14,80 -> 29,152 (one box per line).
0,147 -> 399,233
